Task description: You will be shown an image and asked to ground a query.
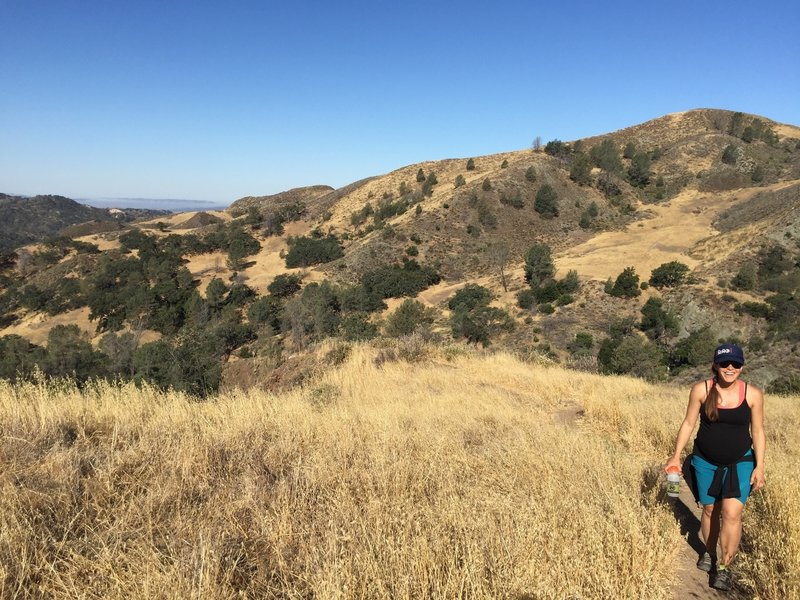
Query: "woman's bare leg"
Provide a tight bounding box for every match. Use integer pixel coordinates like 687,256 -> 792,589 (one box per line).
701,502 -> 722,554
719,498 -> 745,566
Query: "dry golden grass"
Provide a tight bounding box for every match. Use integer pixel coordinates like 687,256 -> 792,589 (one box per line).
0,345 -> 796,599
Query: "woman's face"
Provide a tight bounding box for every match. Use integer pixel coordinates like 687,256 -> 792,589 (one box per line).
714,360 -> 743,384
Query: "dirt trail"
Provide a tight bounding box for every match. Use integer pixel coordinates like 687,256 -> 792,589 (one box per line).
667,481 -> 751,599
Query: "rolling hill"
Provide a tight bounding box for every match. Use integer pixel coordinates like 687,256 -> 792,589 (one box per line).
1,108 -> 798,392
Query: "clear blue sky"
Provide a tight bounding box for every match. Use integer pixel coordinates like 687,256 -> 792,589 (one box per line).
2,0 -> 798,204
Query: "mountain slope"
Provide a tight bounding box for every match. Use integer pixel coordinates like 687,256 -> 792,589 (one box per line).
0,194 -> 170,253
1,108 -> 799,391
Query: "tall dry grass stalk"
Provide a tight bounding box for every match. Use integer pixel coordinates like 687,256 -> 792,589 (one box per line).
0,343 -> 795,598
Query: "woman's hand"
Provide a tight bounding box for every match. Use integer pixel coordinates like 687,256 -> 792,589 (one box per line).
664,456 -> 682,474
751,466 -> 766,492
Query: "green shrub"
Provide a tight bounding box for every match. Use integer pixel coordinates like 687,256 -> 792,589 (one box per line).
247,296 -> 283,330
534,184 -> 559,219
590,140 -> 622,174
422,172 -> 438,196
416,168 -> 426,182
721,144 -> 738,165
731,262 -> 757,290
384,299 -> 434,337
735,301 -> 771,319
525,167 -> 537,182
649,261 -> 690,288
516,288 -> 536,309
544,139 -> 568,157
340,312 -> 378,341
607,267 -> 641,298
523,243 -> 555,286
451,305 -> 514,345
285,234 -> 344,268
669,326 -> 717,368
568,332 -> 594,354
627,152 -> 652,187
448,284 -> 492,312
454,174 -> 466,188
482,178 -> 492,191
405,245 -> 419,257
555,294 -> 574,306
477,204 -> 498,228
766,376 -> 800,395
499,190 -> 524,209
639,297 -> 678,340
351,203 -> 374,227
501,159 -> 508,168
533,282 -> 561,304
623,142 -> 636,159
267,273 -> 303,298
538,303 -> 555,314
569,153 -> 592,185
598,333 -> 666,381
360,259 -> 440,299
466,158 -> 476,171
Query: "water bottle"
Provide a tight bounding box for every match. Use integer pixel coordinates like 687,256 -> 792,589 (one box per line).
666,466 -> 681,498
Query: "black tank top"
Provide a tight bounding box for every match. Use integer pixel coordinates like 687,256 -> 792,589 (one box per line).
694,380 -> 752,465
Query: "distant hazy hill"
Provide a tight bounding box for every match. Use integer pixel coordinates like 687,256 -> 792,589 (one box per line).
0,194 -> 169,253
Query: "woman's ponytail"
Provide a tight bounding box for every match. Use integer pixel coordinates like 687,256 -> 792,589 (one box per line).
704,369 -> 720,422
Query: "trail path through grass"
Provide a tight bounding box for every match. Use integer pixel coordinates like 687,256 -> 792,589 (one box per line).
668,483 -> 750,599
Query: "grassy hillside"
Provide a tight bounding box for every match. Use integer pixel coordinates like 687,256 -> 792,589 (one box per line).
1,343 -> 797,598
0,194 -> 169,253
1,108 -> 799,395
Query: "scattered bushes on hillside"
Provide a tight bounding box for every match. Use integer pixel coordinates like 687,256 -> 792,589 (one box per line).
351,203 -> 374,227
544,139 -> 568,158
598,320 -> 666,381
0,334 -> 46,381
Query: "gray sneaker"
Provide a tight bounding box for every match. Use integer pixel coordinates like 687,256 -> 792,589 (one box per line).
696,551 -> 715,572
711,567 -> 733,591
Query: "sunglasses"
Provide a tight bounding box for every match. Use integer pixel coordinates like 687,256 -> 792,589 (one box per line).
717,361 -> 743,369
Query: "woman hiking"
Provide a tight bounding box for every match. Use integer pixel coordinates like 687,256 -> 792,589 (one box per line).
665,343 -> 766,591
